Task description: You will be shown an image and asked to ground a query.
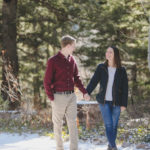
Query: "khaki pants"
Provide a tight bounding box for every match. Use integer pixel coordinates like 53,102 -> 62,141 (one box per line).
51,93 -> 78,150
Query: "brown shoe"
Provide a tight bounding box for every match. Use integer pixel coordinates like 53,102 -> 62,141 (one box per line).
112,147 -> 118,150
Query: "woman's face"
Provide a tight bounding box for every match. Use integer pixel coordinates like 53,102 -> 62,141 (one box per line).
105,47 -> 115,62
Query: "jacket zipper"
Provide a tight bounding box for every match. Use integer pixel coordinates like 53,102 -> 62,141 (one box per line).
112,81 -> 116,106
112,69 -> 118,106
103,66 -> 108,105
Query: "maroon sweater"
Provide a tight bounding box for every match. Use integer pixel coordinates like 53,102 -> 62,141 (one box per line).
44,51 -> 87,100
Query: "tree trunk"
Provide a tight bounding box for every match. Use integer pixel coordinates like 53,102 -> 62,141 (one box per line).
33,47 -> 41,110
148,18 -> 150,70
1,0 -> 20,109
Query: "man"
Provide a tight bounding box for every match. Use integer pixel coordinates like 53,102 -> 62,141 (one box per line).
44,35 -> 90,150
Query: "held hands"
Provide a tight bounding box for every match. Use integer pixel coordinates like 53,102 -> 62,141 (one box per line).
121,106 -> 126,112
84,93 -> 90,101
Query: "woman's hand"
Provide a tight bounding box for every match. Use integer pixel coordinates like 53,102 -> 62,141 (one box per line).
84,93 -> 90,101
121,106 -> 126,112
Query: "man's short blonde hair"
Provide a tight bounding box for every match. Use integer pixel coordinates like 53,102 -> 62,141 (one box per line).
61,35 -> 76,48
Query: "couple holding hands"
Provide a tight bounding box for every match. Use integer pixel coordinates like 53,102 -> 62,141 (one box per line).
44,35 -> 128,150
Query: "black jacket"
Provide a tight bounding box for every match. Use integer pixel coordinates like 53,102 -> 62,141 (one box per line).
86,63 -> 128,107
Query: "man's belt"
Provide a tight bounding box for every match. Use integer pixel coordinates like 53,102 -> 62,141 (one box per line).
54,90 -> 74,94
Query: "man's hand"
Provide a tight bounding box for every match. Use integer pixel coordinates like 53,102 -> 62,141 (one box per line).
121,106 -> 126,112
84,93 -> 90,101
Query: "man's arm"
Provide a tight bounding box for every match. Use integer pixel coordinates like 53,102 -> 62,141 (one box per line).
43,59 -> 55,101
74,62 -> 87,95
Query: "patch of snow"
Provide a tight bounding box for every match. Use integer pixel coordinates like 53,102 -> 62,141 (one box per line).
77,100 -> 98,105
0,133 -> 146,150
0,111 -> 19,113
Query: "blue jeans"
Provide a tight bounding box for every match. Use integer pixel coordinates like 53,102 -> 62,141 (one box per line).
99,101 -> 121,148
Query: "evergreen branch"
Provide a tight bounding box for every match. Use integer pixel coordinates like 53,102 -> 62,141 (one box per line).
39,1 -> 69,22
18,18 -> 57,23
119,30 -> 148,40
18,48 -> 32,55
140,0 -> 150,23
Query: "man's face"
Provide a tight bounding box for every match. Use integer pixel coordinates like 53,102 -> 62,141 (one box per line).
67,42 -> 76,55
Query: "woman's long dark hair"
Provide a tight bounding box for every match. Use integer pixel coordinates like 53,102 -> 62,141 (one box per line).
105,46 -> 122,68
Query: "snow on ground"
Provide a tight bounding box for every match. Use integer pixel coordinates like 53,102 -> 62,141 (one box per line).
0,133 -> 143,150
77,100 -> 98,105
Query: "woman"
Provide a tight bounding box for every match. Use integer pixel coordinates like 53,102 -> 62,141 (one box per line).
86,46 -> 128,150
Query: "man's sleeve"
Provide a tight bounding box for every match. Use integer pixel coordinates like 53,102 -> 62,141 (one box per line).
74,62 -> 87,95
43,59 -> 54,101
